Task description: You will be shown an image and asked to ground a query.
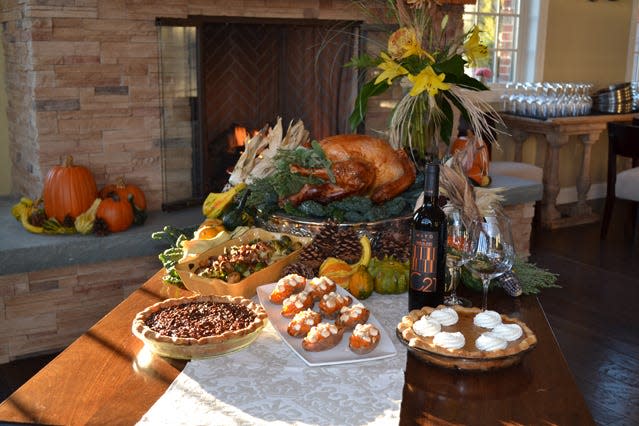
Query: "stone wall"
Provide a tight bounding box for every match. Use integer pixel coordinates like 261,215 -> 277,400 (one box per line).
0,255 -> 158,363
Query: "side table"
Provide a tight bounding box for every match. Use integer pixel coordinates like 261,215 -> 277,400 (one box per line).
500,113 -> 637,229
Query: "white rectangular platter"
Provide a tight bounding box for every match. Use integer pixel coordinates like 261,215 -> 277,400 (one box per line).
256,283 -> 397,367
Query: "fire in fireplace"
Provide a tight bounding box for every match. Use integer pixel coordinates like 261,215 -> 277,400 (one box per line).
158,18 -> 361,210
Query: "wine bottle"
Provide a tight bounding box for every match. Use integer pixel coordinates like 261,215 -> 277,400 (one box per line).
409,162 -> 447,311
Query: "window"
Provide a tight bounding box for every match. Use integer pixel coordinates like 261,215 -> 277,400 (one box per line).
463,0 -> 548,86
628,0 -> 639,81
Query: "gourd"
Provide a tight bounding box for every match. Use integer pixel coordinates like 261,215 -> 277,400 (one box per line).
43,155 -> 98,222
348,265 -> 374,299
367,256 -> 409,294
96,192 -> 134,233
99,177 -> 147,225
451,136 -> 490,187
318,236 -> 372,288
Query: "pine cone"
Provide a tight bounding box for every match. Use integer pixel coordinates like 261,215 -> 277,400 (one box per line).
372,229 -> 410,262
62,214 -> 75,228
93,218 -> 111,236
281,261 -> 317,279
28,209 -> 47,227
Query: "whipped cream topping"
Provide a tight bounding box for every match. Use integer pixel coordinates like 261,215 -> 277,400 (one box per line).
475,332 -> 508,351
412,316 -> 441,337
490,323 -> 523,341
473,310 -> 503,329
432,331 -> 465,350
429,307 -> 459,326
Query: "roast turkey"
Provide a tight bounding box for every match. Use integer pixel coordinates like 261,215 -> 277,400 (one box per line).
286,134 -> 417,205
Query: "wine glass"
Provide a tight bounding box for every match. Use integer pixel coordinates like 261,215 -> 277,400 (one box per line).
444,206 -> 471,307
463,212 -> 516,311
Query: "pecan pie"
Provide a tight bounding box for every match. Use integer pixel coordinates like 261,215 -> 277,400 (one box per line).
397,305 -> 537,371
132,294 -> 267,360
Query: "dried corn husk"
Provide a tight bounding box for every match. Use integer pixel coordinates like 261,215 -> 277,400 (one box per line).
439,160 -> 504,227
227,117 -> 309,186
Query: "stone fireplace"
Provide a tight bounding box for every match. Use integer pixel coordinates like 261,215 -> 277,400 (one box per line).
1,1 -> 466,211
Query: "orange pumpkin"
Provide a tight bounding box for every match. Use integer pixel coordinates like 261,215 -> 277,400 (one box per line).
43,155 -> 98,222
96,192 -> 134,233
99,177 -> 146,210
451,136 -> 490,187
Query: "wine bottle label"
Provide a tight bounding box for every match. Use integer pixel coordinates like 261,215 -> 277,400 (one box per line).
410,230 -> 439,292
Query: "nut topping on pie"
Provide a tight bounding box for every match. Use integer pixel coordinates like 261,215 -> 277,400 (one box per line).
132,294 -> 267,360
144,301 -> 256,339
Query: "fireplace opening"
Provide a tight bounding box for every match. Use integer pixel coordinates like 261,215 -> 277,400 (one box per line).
158,18 -> 362,210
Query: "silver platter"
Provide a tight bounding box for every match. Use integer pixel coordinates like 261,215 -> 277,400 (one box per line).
258,212 -> 413,252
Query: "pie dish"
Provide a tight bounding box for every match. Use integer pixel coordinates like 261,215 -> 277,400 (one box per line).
396,305 -> 537,371
132,294 -> 268,360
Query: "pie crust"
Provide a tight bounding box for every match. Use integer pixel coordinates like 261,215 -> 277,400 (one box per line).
132,294 -> 268,360
396,305 -> 537,371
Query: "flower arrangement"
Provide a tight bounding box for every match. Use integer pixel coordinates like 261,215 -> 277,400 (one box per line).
348,0 -> 498,161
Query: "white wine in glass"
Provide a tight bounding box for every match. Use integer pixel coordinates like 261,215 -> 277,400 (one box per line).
464,213 -> 516,311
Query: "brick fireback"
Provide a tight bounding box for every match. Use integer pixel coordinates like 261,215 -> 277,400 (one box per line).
0,1 -> 463,211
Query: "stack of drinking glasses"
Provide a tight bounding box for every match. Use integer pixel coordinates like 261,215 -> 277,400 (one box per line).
500,82 -> 594,120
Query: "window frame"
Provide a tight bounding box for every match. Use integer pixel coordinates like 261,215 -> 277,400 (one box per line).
463,0 -> 549,104
627,0 -> 639,81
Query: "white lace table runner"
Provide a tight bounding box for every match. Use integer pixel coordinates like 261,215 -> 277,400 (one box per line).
137,293 -> 408,426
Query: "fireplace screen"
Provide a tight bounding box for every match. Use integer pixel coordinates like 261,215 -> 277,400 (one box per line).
158,18 -> 361,210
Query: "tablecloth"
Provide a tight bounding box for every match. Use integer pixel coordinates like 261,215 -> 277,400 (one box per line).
137,293 -> 408,426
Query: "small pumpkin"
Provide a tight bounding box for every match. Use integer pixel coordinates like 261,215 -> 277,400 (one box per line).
43,155 -> 98,223
96,191 -> 134,233
451,135 -> 490,187
99,176 -> 146,211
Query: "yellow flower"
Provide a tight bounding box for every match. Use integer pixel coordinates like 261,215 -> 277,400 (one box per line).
374,52 -> 409,85
387,27 -> 427,60
464,26 -> 488,67
407,66 -> 450,97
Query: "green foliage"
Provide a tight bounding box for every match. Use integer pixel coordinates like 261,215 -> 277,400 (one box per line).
461,257 -> 560,296
151,225 -> 196,288
349,80 -> 391,131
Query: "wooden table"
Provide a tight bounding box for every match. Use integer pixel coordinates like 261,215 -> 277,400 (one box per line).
500,113 -> 637,229
0,272 -> 594,425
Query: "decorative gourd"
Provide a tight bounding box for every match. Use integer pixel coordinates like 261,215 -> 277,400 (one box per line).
99,176 -> 146,211
451,136 -> 490,187
96,192 -> 134,233
348,265 -> 374,299
367,257 -> 409,294
43,155 -> 98,223
318,236 -> 372,288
